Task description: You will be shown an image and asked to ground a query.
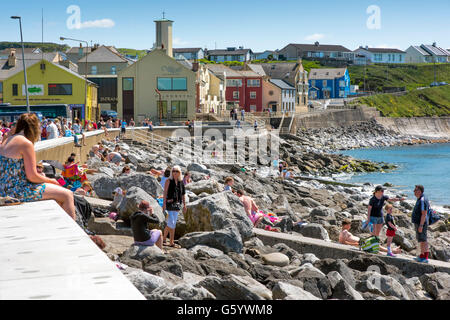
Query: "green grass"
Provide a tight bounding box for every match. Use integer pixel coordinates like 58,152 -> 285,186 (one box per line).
117,48 -> 148,60
348,63 -> 450,92
354,86 -> 450,117
0,41 -> 69,52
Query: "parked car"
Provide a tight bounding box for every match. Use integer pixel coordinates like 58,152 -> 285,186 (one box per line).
101,110 -> 118,120
430,82 -> 440,87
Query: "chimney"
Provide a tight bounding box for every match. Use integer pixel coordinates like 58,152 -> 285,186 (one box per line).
365,46 -> 369,50
315,41 -> 320,47
433,42 -> 437,47
155,17 -> 173,58
8,50 -> 16,67
192,61 -> 199,72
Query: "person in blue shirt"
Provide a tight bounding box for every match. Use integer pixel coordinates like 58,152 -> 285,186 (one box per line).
120,119 -> 127,138
412,185 -> 430,263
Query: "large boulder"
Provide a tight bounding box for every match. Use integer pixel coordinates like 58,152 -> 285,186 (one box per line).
198,275 -> 273,300
93,173 -> 163,200
117,187 -> 164,223
261,253 -> 290,267
272,282 -> 320,300
178,227 -> 244,253
294,223 -> 330,241
187,163 -> 211,174
122,268 -> 165,297
121,244 -> 165,262
185,179 -> 221,195
419,272 -> 450,300
315,259 -> 356,289
356,272 -> 409,300
332,279 -> 365,300
184,191 -> 254,241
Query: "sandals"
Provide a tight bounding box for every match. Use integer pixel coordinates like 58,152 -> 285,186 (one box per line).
169,243 -> 181,249
0,196 -> 21,207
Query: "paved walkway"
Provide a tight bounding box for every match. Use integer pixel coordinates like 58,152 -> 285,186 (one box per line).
0,201 -> 144,300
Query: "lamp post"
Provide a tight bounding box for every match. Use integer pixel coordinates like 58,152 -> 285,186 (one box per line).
11,16 -> 30,113
60,37 -> 89,121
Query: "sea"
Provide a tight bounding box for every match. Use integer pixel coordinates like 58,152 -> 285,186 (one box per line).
336,143 -> 450,207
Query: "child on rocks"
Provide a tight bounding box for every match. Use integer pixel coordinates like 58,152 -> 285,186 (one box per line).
385,204 -> 398,257
224,177 -> 234,192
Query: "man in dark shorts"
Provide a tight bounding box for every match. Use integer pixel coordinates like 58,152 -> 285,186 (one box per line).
412,185 -> 430,263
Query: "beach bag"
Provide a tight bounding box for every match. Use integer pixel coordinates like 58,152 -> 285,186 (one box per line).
427,207 -> 441,225
359,236 -> 380,254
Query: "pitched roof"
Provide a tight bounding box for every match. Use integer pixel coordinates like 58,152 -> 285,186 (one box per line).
283,43 -> 352,52
78,45 -> 128,63
0,48 -> 41,56
410,46 -> 431,56
269,79 -> 295,90
208,49 -> 252,56
247,64 -> 267,77
260,63 -> 298,80
66,47 -> 92,54
238,70 -> 262,78
308,68 -> 347,80
205,64 -> 242,77
421,45 -> 450,57
173,48 -> 203,53
360,47 -> 405,54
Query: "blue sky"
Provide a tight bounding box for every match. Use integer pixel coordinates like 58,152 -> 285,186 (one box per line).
1,0 -> 449,52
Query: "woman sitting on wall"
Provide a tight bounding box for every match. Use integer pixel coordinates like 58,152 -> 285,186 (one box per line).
0,113 -> 75,219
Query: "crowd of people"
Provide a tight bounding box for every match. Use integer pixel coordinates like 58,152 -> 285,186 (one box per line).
0,113 -> 437,263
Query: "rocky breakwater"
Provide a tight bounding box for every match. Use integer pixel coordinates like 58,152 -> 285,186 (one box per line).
85,139 -> 449,300
294,119 -> 449,152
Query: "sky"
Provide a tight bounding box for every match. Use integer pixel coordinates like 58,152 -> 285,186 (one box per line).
1,0 -> 449,52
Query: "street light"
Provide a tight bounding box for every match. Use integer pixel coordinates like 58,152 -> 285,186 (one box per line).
11,16 -> 30,113
60,36 -> 89,121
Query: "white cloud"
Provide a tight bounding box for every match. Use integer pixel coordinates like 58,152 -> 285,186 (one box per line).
374,44 -> 401,49
79,19 -> 115,29
173,37 -> 188,46
305,33 -> 325,42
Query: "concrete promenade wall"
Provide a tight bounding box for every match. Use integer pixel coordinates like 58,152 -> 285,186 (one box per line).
376,117 -> 450,138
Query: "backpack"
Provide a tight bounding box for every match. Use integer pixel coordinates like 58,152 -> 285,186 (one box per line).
359,236 -> 380,254
427,207 -> 441,225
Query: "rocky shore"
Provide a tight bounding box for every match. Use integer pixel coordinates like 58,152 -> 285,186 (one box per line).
80,122 -> 450,300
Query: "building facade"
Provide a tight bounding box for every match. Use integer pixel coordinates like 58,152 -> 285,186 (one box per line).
197,64 -> 226,114
173,48 -> 205,61
2,59 -> 98,120
279,43 -> 354,61
354,47 -> 406,64
117,49 -> 196,123
308,68 -> 350,100
405,44 -> 450,63
269,79 -> 296,113
207,48 -> 254,62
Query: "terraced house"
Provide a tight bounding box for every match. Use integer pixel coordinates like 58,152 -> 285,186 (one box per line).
278,42 -> 355,62
308,68 -> 350,100
354,47 -> 406,64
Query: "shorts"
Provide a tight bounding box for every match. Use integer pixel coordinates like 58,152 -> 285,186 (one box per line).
386,229 -> 396,237
415,224 -> 428,243
249,211 -> 262,225
112,154 -> 122,164
370,216 -> 384,225
166,211 -> 179,229
134,230 -> 161,247
121,127 -> 126,133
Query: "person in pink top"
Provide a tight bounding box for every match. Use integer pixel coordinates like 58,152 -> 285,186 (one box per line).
236,189 -> 264,227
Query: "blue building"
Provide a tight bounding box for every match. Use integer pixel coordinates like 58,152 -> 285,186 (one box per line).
254,50 -> 279,60
308,68 -> 350,100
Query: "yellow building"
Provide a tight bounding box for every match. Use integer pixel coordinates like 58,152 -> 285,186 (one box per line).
117,49 -> 196,123
2,58 -> 98,121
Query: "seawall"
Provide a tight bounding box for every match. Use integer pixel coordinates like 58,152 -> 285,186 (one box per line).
376,117 -> 450,138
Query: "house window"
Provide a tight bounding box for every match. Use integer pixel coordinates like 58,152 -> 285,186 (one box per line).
250,91 -> 256,99
111,66 -> 117,75
339,80 -> 345,87
12,84 -> 18,96
233,91 -> 239,99
91,65 -> 97,75
48,84 -> 72,95
227,79 -> 242,87
250,105 -> 256,112
311,80 -> 315,87
157,77 -> 187,91
339,91 -> 345,98
171,101 -> 188,118
247,79 -> 260,87
310,91 -> 317,99
123,78 -> 134,91
323,80 -> 327,87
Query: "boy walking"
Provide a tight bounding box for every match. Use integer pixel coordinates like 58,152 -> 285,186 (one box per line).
384,204 -> 398,257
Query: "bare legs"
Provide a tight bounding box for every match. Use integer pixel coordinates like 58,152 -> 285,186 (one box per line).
163,226 -> 175,246
41,183 -> 76,220
152,229 -> 163,250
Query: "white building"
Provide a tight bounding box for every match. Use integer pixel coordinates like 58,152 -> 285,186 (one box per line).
405,44 -> 450,63
354,47 -> 406,64
269,79 -> 296,113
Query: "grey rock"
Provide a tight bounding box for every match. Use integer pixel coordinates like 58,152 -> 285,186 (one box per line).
310,206 -> 336,218
187,163 -> 211,174
199,275 -> 272,300
179,227 -> 244,253
356,272 -> 409,300
302,253 -> 320,265
299,198 -> 322,208
117,187 -> 164,223
295,223 -> 330,241
189,245 -> 225,259
148,284 -> 215,300
261,253 -> 290,267
185,179 -> 221,195
272,282 -> 320,300
327,271 -> 344,289
122,268 -> 165,296
98,167 -> 115,178
315,259 -> 356,289
122,244 -> 165,262
419,272 -> 450,300
184,191 -> 254,241
332,279 -> 365,300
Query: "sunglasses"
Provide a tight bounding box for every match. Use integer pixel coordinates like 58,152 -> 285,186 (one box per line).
172,171 -> 180,173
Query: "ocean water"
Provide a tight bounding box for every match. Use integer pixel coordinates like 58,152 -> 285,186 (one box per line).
337,143 -> 450,206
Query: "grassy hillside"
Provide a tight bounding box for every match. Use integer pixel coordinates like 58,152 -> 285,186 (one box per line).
348,63 -> 450,92
117,48 -> 148,60
0,41 -> 68,52
355,86 -> 450,117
